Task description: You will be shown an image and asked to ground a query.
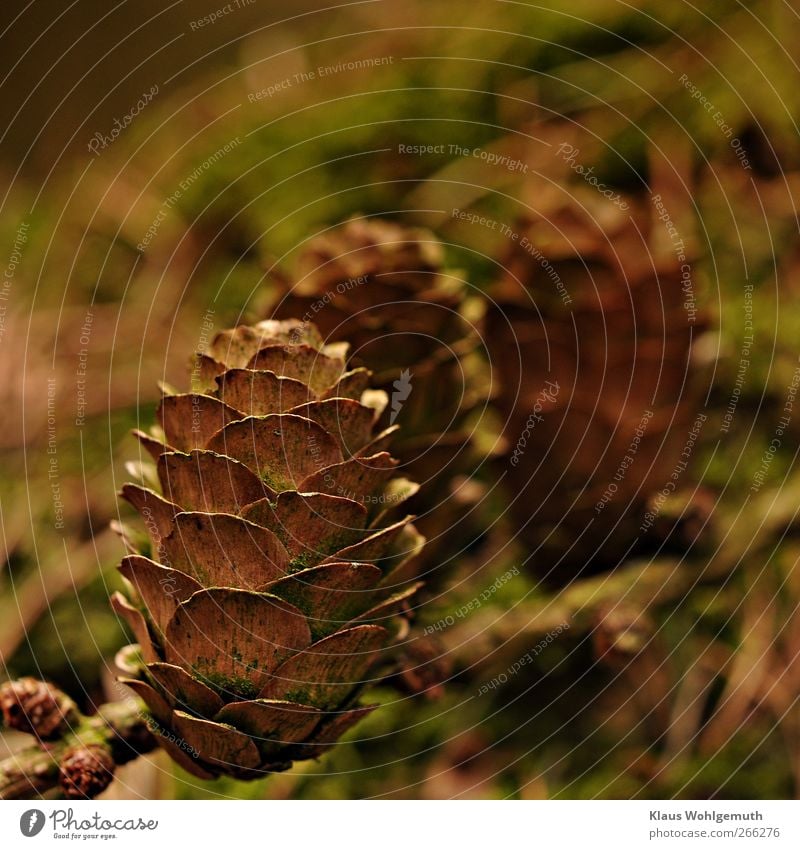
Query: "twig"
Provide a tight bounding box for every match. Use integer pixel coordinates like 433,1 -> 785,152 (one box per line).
442,556 -> 727,665
0,698 -> 155,799
445,471 -> 800,668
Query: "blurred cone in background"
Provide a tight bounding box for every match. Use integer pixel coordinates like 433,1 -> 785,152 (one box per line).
486,156 -> 712,585
270,219 -> 490,584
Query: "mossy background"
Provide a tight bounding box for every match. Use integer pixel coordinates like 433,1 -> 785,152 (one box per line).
1,0 -> 799,799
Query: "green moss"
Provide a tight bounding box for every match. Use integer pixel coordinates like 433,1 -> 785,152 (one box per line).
198,670 -> 259,701
287,552 -> 316,573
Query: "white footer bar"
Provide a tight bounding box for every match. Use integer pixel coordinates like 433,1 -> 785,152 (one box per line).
2,800 -> 797,848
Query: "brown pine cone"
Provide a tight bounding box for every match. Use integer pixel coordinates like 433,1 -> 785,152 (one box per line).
59,744 -> 115,799
113,318 -> 427,779
487,182 -> 711,584
0,678 -> 78,740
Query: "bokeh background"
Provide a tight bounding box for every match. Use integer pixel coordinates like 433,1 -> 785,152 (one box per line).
1,0 -> 800,799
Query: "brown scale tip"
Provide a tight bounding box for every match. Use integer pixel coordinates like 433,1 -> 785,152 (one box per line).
59,744 -> 115,799
393,636 -> 451,699
591,606 -> 653,667
0,678 -> 79,740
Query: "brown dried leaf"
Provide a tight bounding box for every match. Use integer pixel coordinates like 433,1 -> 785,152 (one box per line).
119,677 -> 172,726
376,523 -> 426,588
359,425 -> 399,457
215,699 -> 322,755
325,368 -> 371,400
209,326 -> 266,369
291,704 -> 378,760
158,733 -> 218,780
324,517 -> 416,566
353,582 -> 422,629
120,484 -> 178,548
192,355 -> 226,393
369,478 -> 420,527
253,319 -> 323,348
133,429 -> 168,463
